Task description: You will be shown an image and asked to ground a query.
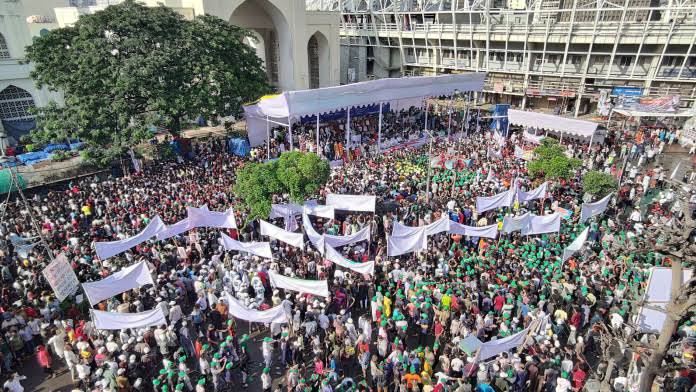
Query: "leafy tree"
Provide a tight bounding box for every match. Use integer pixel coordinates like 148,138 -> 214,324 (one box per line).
233,160 -> 284,222
582,170 -> 618,197
276,151 -> 331,203
527,138 -> 581,180
25,0 -> 269,164
233,152 -> 329,222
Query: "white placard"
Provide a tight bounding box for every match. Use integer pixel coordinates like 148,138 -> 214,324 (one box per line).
42,254 -> 80,301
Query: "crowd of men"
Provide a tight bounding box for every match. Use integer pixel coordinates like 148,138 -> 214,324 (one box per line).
0,105 -> 694,392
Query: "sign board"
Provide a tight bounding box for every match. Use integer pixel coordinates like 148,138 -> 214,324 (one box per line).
615,95 -> 681,113
42,253 -> 80,301
611,86 -> 642,96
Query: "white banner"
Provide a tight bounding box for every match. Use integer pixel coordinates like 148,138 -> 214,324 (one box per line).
82,261 -> 154,306
562,227 -> 589,262
302,213 -> 326,255
94,216 -> 166,260
324,226 -> 371,248
502,213 -> 532,234
224,293 -> 288,324
92,308 -> 167,330
268,271 -> 329,297
476,190 -> 514,214
155,218 -> 192,241
187,206 -> 237,229
518,182 -> 548,203
477,324 -> 532,362
220,233 -> 273,259
303,204 -> 335,220
449,222 -> 499,239
270,203 -> 303,220
326,194 -> 376,212
521,213 -> 561,235
636,267 -> 693,333
387,228 -> 428,257
580,193 -> 612,223
260,220 -> 304,249
42,254 -> 80,301
392,216 -> 451,237
324,244 -> 375,275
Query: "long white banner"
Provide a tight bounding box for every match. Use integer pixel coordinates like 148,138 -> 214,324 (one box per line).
324,226 -> 371,248
187,206 -> 237,229
82,261 -> 154,306
387,228 -> 428,257
562,227 -> 589,262
502,213 -> 532,233
94,216 -> 166,260
260,220 -> 304,249
155,218 -> 192,241
324,244 -> 375,275
268,271 -> 329,297
521,213 -> 561,235
580,193 -> 612,223
391,216 -> 451,237
302,213 -> 326,255
220,233 -> 273,259
224,293 -> 288,324
477,324 -> 532,362
303,203 -> 335,220
476,189 -> 514,214
92,308 -> 167,330
449,222 -> 499,239
326,194 -> 376,212
518,182 -> 547,202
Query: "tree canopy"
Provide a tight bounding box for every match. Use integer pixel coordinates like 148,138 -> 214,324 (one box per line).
25,0 -> 269,164
234,152 -> 330,222
527,138 -> 581,180
582,170 -> 618,197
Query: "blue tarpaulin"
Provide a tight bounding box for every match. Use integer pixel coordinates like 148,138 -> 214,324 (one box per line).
299,103 -> 390,125
490,104 -> 510,132
17,151 -> 50,164
1,119 -> 35,147
228,138 -> 250,156
43,143 -> 69,153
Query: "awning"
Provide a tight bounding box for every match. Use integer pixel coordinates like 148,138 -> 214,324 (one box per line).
508,109 -> 598,138
256,73 -> 486,118
612,108 -> 696,118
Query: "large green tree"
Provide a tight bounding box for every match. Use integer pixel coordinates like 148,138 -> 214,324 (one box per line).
25,0 -> 269,164
234,152 -> 330,221
527,138 -> 581,180
582,170 -> 618,197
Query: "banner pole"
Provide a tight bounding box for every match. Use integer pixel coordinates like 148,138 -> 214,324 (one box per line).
289,120 -> 294,152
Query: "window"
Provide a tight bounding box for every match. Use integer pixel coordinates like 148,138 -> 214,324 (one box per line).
566,55 -> 581,65
619,56 -> 633,66
0,85 -> 36,121
0,34 -> 9,59
661,56 -> 680,67
547,54 -> 559,64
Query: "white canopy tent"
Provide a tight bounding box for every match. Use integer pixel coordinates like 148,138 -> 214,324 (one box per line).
243,73 -> 486,154
507,109 -> 600,146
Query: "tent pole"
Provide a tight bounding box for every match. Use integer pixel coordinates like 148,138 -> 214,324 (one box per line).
447,94 -> 453,137
289,120 -> 294,152
424,98 -> 429,132
316,113 -> 320,157
378,102 -> 383,152
589,132 -> 594,150
266,115 -> 270,161
346,106 -> 351,151
559,131 -> 563,144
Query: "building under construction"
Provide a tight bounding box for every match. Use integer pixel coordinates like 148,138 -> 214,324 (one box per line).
307,0 -> 696,116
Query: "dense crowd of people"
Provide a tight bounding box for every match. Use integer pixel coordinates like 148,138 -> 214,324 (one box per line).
0,105 -> 694,392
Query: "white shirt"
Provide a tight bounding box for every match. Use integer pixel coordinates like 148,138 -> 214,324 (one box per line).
3,376 -> 26,392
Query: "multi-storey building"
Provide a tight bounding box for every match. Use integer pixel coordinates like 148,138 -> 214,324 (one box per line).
1,0 -> 340,145
307,0 -> 696,116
